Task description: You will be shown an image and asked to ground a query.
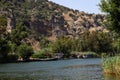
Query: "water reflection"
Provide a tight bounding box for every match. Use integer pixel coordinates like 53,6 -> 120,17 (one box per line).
0,58 -> 116,80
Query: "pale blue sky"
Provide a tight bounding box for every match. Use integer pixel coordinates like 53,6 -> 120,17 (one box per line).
49,0 -> 102,14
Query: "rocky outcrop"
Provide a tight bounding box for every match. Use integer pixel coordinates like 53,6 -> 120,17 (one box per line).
62,11 -> 107,38
27,0 -> 106,38
6,9 -> 16,33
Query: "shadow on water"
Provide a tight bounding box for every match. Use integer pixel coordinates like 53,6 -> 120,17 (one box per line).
0,58 -> 118,80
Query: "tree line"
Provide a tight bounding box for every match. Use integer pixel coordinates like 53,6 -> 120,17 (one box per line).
1,12 -> 120,63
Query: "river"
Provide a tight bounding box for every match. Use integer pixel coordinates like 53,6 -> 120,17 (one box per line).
0,58 -> 117,80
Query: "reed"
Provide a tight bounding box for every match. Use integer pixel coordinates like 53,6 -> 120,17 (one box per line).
102,56 -> 120,75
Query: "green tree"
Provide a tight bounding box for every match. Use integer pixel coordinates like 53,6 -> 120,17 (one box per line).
0,15 -> 10,62
0,16 -> 7,36
79,31 -> 112,54
33,48 -> 53,58
99,0 -> 120,34
39,36 -> 51,48
0,16 -> 7,27
99,0 -> 120,55
10,22 -> 30,45
112,38 -> 120,53
17,43 -> 34,60
0,38 -> 10,61
52,36 -> 72,58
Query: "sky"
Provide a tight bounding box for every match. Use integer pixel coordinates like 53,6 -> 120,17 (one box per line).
49,0 -> 102,14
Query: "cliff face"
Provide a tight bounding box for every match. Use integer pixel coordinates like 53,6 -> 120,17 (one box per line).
0,0 -> 107,38
62,11 -> 107,38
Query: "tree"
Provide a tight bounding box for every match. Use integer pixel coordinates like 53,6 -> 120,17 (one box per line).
39,36 -> 51,48
99,0 -> 120,55
99,0 -> 120,34
17,43 -> 34,60
79,31 -> 113,53
10,22 -> 30,45
52,36 -> 72,57
0,16 -> 7,36
0,15 -> 10,62
33,48 -> 53,58
0,38 -> 10,60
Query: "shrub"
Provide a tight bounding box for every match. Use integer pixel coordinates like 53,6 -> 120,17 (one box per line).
52,36 -> 72,58
0,16 -> 7,27
7,54 -> 18,62
17,43 -> 34,60
102,56 -> 120,75
0,38 -> 10,58
39,36 -> 52,48
33,48 -> 53,58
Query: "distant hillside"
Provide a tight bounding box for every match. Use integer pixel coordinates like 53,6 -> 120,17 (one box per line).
0,0 -> 107,38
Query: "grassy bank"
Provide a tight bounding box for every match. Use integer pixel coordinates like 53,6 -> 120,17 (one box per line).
102,56 -> 120,75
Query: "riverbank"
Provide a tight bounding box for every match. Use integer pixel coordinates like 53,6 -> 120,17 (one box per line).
0,51 -> 99,63
0,56 -> 99,64
17,58 -> 59,62
102,56 -> 120,75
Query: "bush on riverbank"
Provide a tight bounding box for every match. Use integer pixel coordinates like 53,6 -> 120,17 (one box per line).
33,48 -> 53,58
17,43 -> 34,60
102,56 -> 120,75
7,54 -> 18,62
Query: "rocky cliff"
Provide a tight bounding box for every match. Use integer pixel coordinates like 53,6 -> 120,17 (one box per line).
0,0 -> 107,39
